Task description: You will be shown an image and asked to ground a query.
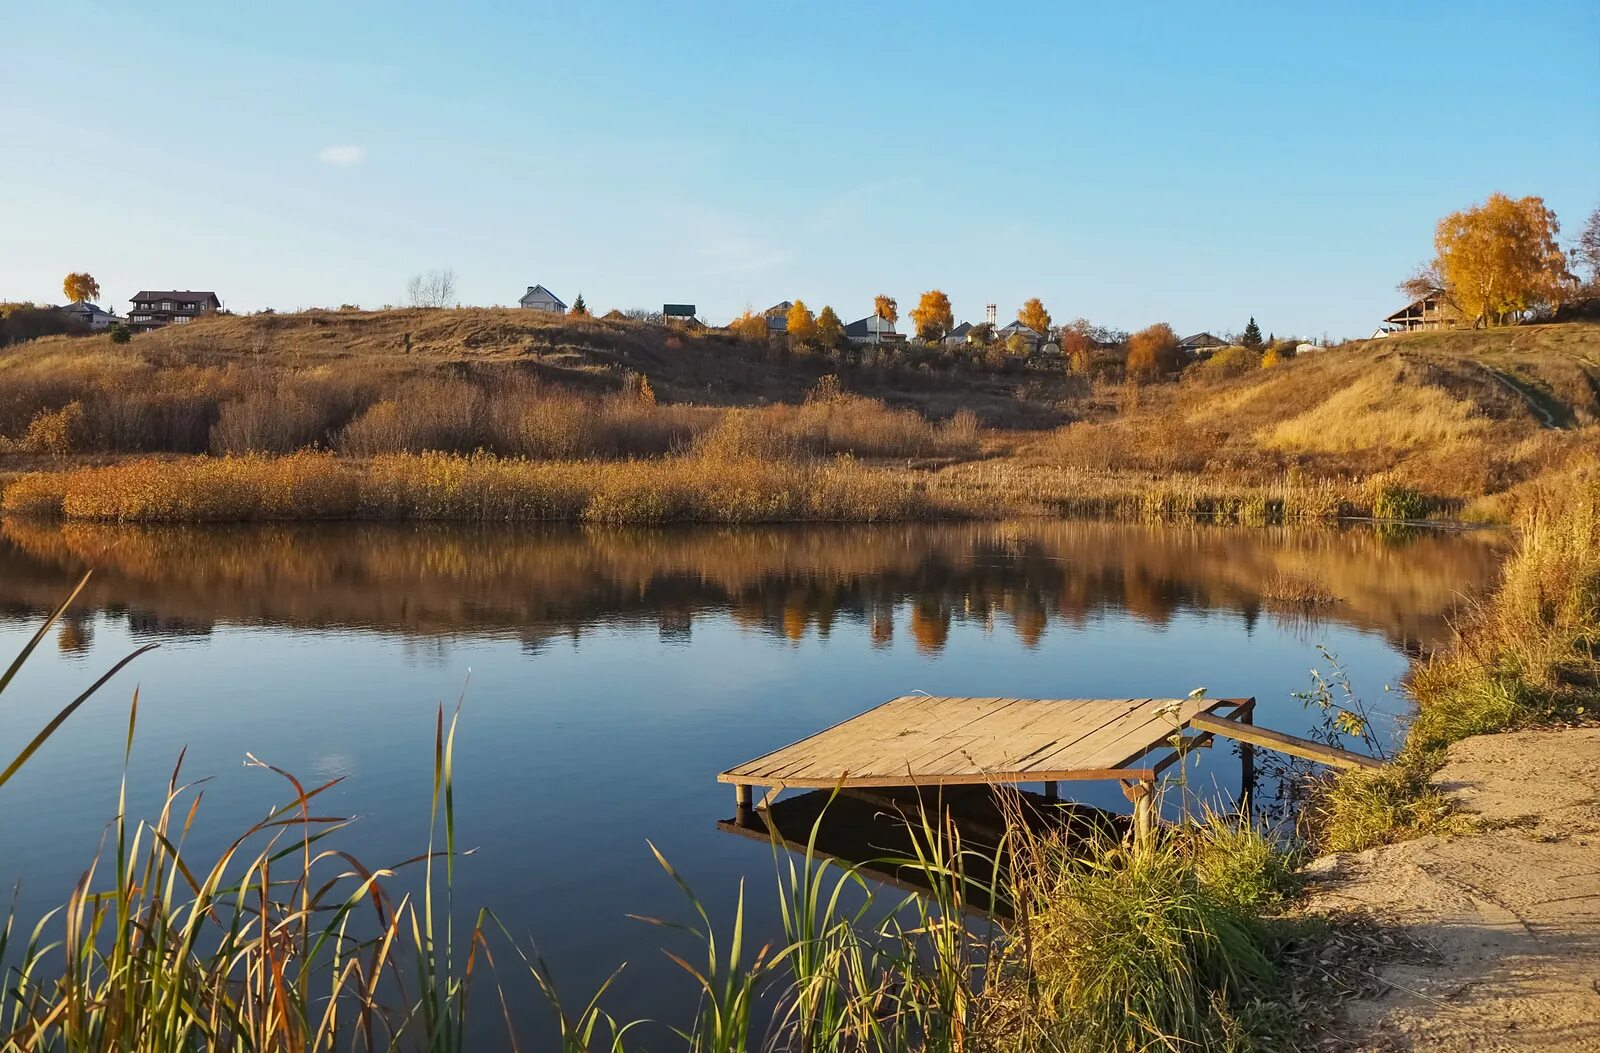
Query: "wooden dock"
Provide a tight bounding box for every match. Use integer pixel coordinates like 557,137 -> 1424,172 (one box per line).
720,694 -> 1382,839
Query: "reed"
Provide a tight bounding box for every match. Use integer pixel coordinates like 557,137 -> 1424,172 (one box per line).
1310,459 -> 1600,852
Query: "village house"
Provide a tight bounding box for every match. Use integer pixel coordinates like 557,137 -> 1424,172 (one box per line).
943,321 -> 975,349
518,285 -> 566,313
763,301 -> 792,336
844,312 -> 901,346
1382,292 -> 1459,332
1178,332 -> 1227,357
57,300 -> 119,331
127,291 -> 221,332
994,319 -> 1043,352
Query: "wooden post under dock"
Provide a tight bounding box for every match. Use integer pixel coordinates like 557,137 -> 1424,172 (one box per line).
719,695 -> 1382,843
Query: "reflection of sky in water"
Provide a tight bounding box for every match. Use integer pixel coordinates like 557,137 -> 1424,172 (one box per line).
0,520 -> 1504,1033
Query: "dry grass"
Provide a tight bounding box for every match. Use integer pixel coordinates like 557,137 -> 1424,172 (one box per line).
1311,458 -> 1600,852
1258,360 -> 1488,454
1,450 -> 940,524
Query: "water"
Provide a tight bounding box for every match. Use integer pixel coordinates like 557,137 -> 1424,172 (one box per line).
0,518 -> 1503,1030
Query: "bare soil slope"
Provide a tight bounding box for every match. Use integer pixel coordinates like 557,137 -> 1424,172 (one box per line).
1307,727 -> 1600,1051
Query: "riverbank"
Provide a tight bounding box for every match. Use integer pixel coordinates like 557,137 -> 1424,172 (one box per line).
0,448 -> 1479,525
1301,460 -> 1600,1048
1307,727 -> 1600,1051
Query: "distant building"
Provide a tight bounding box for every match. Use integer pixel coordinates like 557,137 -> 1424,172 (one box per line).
518,285 -> 566,312
763,301 -> 793,336
1383,292 -> 1459,332
995,320 -> 1042,352
663,303 -> 698,327
1295,342 -> 1322,354
943,321 -> 975,349
1177,332 -> 1227,357
844,313 -> 901,346
58,301 -> 119,331
127,291 -> 220,332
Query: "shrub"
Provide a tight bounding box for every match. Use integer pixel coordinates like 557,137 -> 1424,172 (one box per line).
108,323 -> 131,344
211,383 -> 327,453
20,401 -> 84,455
1192,345 -> 1261,380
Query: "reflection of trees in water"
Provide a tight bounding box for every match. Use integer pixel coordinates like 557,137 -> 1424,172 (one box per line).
0,519 -> 1506,656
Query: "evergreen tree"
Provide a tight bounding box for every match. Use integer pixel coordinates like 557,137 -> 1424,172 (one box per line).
1241,316 -> 1263,350
570,293 -> 589,317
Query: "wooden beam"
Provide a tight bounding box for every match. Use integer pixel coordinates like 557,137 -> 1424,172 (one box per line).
1188,713 -> 1382,770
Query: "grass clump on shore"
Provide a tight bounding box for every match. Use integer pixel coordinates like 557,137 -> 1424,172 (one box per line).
1311,460 -> 1600,852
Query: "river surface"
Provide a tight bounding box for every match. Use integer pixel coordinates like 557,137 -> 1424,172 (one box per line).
0,518 -> 1504,1031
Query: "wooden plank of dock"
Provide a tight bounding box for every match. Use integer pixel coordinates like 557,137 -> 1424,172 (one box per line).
1188,711 -> 1383,770
719,696 -> 1248,791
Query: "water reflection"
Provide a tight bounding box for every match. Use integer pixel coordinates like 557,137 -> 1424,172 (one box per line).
719,787 -> 1119,917
0,519 -> 1505,654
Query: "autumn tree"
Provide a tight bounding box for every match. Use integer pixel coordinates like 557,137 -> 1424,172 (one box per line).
1240,317 -> 1263,351
873,294 -> 898,324
967,321 -> 995,346
1571,203 -> 1600,289
406,268 -> 458,308
1061,325 -> 1094,373
1004,332 -> 1031,357
1430,193 -> 1571,327
1017,298 -> 1051,335
569,293 -> 589,317
910,290 -> 953,342
786,299 -> 817,348
1125,323 -> 1181,382
62,272 -> 100,304
729,310 -> 769,342
814,305 -> 844,349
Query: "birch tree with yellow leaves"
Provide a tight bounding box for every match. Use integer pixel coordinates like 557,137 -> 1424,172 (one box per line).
1430,194 -> 1572,327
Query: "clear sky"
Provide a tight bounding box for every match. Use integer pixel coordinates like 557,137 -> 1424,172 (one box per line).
3,1 -> 1597,338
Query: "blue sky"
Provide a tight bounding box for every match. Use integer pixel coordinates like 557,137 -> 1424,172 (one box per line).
3,1 -> 1596,338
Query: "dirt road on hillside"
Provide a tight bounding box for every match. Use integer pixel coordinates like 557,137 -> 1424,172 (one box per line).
1306,728 -> 1600,1051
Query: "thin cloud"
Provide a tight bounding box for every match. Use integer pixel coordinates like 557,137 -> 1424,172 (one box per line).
317,144 -> 365,167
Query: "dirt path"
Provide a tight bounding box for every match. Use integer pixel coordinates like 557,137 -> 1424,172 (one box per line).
1305,728 -> 1600,1051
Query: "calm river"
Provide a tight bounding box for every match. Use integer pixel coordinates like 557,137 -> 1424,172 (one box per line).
0,518 -> 1504,1030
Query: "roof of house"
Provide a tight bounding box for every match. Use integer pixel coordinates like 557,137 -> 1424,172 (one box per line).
1178,332 -> 1225,348
519,284 -> 566,308
60,301 -> 112,314
130,291 -> 219,304
1383,293 -> 1445,322
996,320 -> 1040,337
663,303 -> 696,317
947,322 -> 974,339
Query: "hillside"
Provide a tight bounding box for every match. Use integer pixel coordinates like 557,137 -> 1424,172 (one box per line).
6,307 -> 1076,426
2,312 -> 1597,522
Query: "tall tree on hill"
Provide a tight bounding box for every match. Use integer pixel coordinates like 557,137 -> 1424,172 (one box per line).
814,305 -> 844,350
1429,193 -> 1571,327
62,272 -> 100,304
1571,203 -> 1600,290
1241,317 -> 1263,350
910,290 -> 953,342
786,299 -> 817,348
1017,298 -> 1052,336
873,294 -> 898,324
569,293 -> 589,317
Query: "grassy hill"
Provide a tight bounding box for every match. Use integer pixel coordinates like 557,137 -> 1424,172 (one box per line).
7,307 -> 1075,426
1,310 -> 1596,523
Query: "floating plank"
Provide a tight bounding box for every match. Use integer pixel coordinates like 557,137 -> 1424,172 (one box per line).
1188,712 -> 1383,770
720,696 -> 1252,791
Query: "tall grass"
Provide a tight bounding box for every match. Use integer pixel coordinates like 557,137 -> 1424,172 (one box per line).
1,451 -> 941,525
1311,459 -> 1600,852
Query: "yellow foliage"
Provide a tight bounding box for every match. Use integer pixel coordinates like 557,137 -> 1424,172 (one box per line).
873,294 -> 898,324
814,305 -> 844,348
728,310 -> 769,342
1017,298 -> 1051,336
785,299 -> 817,347
1125,323 -> 1180,382
1434,193 -> 1571,327
910,290 -> 953,341
62,272 -> 100,304
21,402 -> 83,455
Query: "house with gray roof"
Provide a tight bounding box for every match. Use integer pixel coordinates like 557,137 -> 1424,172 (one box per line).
518,285 -> 566,313
127,291 -> 221,332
